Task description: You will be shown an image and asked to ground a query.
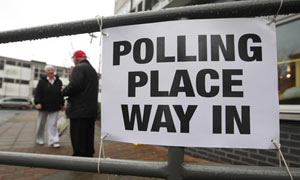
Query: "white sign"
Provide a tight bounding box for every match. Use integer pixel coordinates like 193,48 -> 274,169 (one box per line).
102,18 -> 279,149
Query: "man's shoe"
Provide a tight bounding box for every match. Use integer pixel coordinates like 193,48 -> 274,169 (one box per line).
52,143 -> 61,148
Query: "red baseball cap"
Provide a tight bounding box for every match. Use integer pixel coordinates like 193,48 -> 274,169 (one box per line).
72,50 -> 87,58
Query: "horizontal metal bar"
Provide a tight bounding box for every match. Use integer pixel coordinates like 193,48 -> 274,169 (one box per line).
0,151 -> 167,178
1,151 -> 300,180
0,0 -> 300,44
182,163 -> 300,180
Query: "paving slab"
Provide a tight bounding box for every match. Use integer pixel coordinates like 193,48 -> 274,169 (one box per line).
0,110 -> 216,180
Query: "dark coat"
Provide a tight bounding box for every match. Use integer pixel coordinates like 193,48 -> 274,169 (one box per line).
62,60 -> 98,119
34,75 -> 64,112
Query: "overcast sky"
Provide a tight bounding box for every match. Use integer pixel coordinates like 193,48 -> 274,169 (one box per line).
0,0 -> 115,72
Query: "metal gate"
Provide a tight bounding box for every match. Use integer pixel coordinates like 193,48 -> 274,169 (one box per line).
1,0 -> 300,179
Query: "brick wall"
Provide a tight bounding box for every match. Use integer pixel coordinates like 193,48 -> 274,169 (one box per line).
185,120 -> 300,167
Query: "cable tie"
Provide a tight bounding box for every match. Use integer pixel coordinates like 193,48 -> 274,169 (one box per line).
98,133 -> 108,174
267,0 -> 284,25
96,15 -> 108,37
272,139 -> 293,180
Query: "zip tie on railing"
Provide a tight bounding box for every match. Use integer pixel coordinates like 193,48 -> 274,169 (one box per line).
89,16 -> 108,44
95,15 -> 108,75
89,33 -> 97,44
272,139 -> 293,180
96,15 -> 108,38
267,0 -> 284,25
98,133 -> 108,174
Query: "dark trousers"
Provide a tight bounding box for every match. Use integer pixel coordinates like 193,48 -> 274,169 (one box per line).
70,118 -> 95,157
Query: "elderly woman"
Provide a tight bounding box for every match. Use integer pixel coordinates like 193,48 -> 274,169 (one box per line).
34,65 -> 64,148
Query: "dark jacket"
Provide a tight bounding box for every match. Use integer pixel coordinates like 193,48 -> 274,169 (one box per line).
34,75 -> 64,112
62,60 -> 98,119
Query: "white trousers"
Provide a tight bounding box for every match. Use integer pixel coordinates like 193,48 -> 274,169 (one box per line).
36,111 -> 59,145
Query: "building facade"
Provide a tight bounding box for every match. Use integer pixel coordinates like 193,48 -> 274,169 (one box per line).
0,56 -> 70,100
115,0 -> 238,15
114,0 -> 300,167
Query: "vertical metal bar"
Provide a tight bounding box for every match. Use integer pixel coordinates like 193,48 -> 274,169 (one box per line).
167,147 -> 184,180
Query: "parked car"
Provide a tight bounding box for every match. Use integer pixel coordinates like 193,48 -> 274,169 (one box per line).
0,97 -> 32,110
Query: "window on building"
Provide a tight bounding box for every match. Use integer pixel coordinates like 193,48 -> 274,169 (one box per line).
277,16 -> 300,105
56,68 -> 64,77
4,78 -> 14,83
34,73 -> 39,79
6,60 -> 16,66
22,63 -> 31,68
34,66 -> 46,79
130,8 -> 136,13
64,69 -> 69,78
0,78 -> 2,88
21,80 -> 29,85
137,2 -> 143,12
40,69 -> 45,77
17,62 -> 22,66
0,59 -> 4,70
145,0 -> 152,11
34,68 -> 39,79
32,88 -> 36,96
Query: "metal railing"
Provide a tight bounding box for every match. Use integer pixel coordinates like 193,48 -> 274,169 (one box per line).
1,148 -> 300,180
0,0 -> 300,44
1,0 -> 300,179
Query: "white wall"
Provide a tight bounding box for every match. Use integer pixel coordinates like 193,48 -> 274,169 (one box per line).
4,65 -> 31,80
0,69 -> 5,78
115,0 -> 131,15
0,58 -> 102,103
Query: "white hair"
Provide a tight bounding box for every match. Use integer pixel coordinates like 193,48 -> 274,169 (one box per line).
44,65 -> 55,71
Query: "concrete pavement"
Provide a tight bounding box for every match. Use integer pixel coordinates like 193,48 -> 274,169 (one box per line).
0,110 -> 23,125
0,110 -> 214,180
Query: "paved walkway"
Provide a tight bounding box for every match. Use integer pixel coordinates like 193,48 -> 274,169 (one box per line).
0,110 -> 214,180
0,110 -> 21,125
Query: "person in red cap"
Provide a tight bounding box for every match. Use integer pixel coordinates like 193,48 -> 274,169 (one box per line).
62,50 -> 99,157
